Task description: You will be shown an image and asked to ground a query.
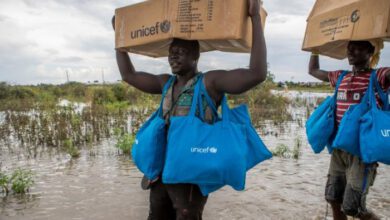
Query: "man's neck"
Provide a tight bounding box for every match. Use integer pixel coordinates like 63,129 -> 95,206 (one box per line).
352,63 -> 370,75
176,69 -> 198,85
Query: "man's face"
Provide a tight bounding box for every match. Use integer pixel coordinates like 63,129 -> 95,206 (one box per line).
168,44 -> 196,75
347,42 -> 373,66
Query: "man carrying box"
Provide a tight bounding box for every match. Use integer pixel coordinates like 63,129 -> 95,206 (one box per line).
113,0 -> 267,219
308,40 -> 390,220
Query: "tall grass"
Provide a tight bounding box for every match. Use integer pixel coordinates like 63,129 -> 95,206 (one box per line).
0,168 -> 34,195
0,76 -> 291,154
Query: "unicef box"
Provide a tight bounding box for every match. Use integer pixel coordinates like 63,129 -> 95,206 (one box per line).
302,0 -> 390,59
114,0 -> 266,57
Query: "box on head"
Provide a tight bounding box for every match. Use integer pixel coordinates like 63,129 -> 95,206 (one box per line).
115,0 -> 267,58
302,0 -> 390,59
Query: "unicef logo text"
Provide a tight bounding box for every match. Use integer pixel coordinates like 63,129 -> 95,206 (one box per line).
381,129 -> 390,137
130,20 -> 171,39
191,147 -> 218,154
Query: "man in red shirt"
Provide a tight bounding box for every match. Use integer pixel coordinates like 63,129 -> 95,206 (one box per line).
308,40 -> 390,220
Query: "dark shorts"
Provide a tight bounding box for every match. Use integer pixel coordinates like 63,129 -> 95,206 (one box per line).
148,179 -> 208,220
325,149 -> 377,217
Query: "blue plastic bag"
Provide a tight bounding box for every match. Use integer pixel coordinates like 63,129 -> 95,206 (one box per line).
196,80 -> 272,195
131,76 -> 174,180
332,70 -> 388,157
162,75 -> 247,191
305,71 -> 348,153
360,74 -> 390,164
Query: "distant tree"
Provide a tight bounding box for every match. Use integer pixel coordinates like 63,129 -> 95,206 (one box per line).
266,71 -> 275,83
0,82 -> 10,99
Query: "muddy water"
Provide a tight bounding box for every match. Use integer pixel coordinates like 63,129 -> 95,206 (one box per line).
1,92 -> 389,220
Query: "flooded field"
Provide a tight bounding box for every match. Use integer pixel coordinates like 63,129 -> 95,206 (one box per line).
1,91 -> 389,220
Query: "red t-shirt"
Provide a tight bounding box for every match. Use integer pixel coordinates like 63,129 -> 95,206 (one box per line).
328,68 -> 390,124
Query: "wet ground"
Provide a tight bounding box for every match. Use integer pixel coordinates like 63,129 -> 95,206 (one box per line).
1,91 -> 389,220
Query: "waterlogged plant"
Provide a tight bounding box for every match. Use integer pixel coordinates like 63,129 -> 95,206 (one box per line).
272,138 -> 302,159
114,128 -> 135,155
292,137 -> 302,160
10,168 -> 34,194
0,171 -> 9,194
64,139 -> 80,158
271,144 -> 290,158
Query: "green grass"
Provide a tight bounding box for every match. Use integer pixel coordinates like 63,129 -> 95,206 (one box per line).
0,171 -> 9,194
271,144 -> 290,158
0,81 -> 160,111
271,137 -> 302,159
64,139 -> 80,158
114,128 -> 135,155
10,168 -> 34,194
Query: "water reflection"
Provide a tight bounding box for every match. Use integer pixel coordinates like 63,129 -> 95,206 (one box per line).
0,91 -> 389,220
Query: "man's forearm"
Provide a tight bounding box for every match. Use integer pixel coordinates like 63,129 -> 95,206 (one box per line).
387,72 -> 390,84
116,50 -> 135,82
309,55 -> 319,73
308,54 -> 330,82
249,14 -> 267,82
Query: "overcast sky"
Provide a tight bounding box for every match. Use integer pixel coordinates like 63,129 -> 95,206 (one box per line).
0,0 -> 390,84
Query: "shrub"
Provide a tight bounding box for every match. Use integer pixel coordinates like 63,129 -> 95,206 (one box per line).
114,128 -> 135,155
64,139 -> 80,158
10,168 -> 34,194
0,171 -> 9,194
91,87 -> 116,105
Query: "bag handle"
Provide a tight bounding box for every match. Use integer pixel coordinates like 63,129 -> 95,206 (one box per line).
188,74 -> 204,119
157,76 -> 175,116
192,75 -> 229,125
197,77 -> 232,126
220,95 -> 231,127
332,71 -> 349,107
198,78 -> 219,120
368,69 -> 389,110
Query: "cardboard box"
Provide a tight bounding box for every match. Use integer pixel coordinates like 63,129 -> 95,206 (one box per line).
115,0 -> 266,57
302,0 -> 390,59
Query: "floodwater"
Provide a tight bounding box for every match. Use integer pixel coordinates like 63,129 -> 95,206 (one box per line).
1,91 -> 389,220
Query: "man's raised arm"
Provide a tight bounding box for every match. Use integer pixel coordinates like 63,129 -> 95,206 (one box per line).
113,16 -> 170,94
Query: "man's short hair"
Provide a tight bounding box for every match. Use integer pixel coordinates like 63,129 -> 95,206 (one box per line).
170,38 -> 200,60
348,41 -> 375,54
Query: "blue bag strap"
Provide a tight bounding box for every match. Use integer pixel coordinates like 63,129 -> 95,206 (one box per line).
157,76 -> 175,116
367,70 -> 389,110
220,95 -> 231,127
162,76 -> 175,95
198,78 -> 219,120
197,77 -> 232,126
371,69 -> 389,110
193,75 -> 229,125
189,74 -> 204,119
332,71 -> 349,106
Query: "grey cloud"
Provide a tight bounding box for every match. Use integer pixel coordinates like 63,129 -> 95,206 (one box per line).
21,0 -> 40,8
49,0 -> 129,31
264,0 -> 315,16
2,0 -> 390,84
268,15 -> 289,24
0,14 -> 8,22
53,56 -> 84,63
45,49 -> 59,55
68,35 -> 114,53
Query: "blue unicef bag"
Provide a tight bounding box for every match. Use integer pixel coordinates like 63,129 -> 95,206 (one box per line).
162,75 -> 247,191
360,74 -> 390,164
131,76 -> 174,181
196,80 -> 273,195
198,81 -> 272,170
305,71 -> 348,153
333,70 -> 388,157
